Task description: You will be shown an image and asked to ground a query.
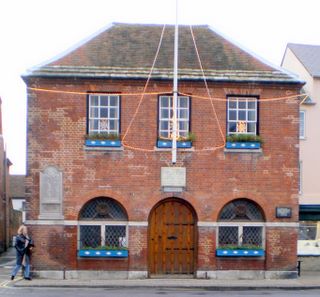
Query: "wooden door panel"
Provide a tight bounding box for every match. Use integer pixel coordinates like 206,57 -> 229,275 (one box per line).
149,199 -> 196,275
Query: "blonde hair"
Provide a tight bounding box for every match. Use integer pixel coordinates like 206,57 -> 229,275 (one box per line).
17,225 -> 28,236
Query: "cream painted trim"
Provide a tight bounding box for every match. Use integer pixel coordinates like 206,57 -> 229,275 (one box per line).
27,220 -> 298,228
198,222 -> 298,228
25,220 -> 148,226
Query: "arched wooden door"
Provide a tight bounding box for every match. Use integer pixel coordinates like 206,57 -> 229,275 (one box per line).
148,199 -> 197,276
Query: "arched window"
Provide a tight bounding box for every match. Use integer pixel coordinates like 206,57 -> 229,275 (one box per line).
217,199 -> 265,249
78,197 -> 128,249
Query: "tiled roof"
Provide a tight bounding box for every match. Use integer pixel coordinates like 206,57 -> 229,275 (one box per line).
287,43 -> 320,77
9,175 -> 25,198
25,23 -> 301,84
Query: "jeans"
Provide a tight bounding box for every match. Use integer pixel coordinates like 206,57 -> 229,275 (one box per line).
11,254 -> 30,278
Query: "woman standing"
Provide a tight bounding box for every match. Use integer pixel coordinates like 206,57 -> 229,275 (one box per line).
11,225 -> 34,281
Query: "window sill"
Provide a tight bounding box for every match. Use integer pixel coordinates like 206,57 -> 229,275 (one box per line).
224,148 -> 262,154
216,248 -> 265,257
78,249 -> 128,258
84,146 -> 123,152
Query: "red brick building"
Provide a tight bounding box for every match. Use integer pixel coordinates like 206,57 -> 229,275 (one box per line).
23,23 -> 303,279
0,97 -> 13,253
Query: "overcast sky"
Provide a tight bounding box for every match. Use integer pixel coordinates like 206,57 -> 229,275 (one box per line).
1,0 -> 320,174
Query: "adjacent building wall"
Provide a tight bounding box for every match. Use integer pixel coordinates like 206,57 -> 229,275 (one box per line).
282,48 -> 320,205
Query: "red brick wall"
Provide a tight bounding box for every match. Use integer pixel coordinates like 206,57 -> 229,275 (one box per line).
25,77 -> 300,273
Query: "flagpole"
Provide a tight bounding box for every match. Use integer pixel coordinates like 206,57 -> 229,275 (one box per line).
172,0 -> 179,164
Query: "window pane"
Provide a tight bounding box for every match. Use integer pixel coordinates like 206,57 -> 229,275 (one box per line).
160,96 -> 169,108
80,225 -> 101,248
178,109 -> 188,119
160,131 -> 169,138
100,96 -> 109,106
248,110 -> 256,121
161,109 -> 169,119
89,119 -> 99,131
100,108 -> 108,118
178,121 -> 188,132
90,95 -> 99,107
228,122 -> 237,133
228,100 -> 237,109
238,110 -> 246,121
238,101 -> 246,109
248,100 -> 256,109
243,226 -> 263,247
109,96 -> 118,106
109,108 -> 118,119
90,107 -> 99,118
247,122 -> 256,134
109,120 -> 118,131
160,121 -> 169,131
178,97 -> 188,108
105,226 -> 126,247
218,226 -> 238,246
228,110 -> 237,121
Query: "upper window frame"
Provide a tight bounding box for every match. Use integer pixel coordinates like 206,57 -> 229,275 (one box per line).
87,93 -> 121,136
227,96 -> 259,136
299,110 -> 306,139
158,95 -> 191,139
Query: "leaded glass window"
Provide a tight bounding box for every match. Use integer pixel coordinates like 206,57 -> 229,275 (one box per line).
78,197 -> 128,249
219,199 -> 264,222
217,199 -> 265,249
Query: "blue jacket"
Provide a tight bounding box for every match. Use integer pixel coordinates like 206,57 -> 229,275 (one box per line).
15,234 -> 34,264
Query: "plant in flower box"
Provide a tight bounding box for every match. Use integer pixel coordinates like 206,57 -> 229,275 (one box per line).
157,132 -> 195,148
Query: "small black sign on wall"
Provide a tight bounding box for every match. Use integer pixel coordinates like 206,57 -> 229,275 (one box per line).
276,207 -> 292,218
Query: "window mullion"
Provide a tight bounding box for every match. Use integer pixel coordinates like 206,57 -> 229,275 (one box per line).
239,225 -> 243,246
101,224 -> 105,246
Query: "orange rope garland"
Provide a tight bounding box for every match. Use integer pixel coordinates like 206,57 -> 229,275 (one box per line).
26,25 -> 306,154
27,86 -> 306,103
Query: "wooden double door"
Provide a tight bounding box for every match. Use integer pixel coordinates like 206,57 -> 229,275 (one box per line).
148,198 -> 197,276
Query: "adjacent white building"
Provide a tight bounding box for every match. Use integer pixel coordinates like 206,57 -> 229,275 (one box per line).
282,43 -> 320,260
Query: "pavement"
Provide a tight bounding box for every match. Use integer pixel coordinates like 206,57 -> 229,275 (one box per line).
1,247 -> 320,290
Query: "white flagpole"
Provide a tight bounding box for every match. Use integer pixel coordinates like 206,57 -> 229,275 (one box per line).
172,0 -> 179,164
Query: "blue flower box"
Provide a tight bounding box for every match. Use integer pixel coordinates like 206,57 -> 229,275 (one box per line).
157,140 -> 192,148
225,142 -> 261,149
216,248 -> 265,257
78,249 -> 128,258
85,139 -> 121,147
